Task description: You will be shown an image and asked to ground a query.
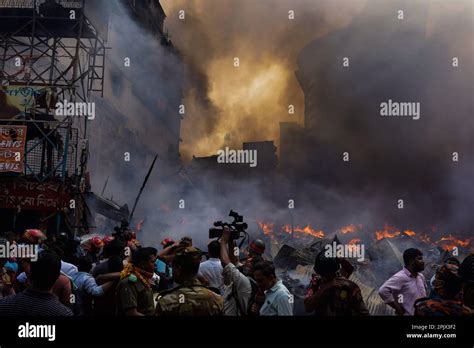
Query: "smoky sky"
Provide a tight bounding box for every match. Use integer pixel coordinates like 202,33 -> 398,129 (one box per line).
291,0 -> 473,232
86,0 -> 473,251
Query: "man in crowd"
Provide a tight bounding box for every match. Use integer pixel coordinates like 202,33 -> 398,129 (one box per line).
240,239 -> 266,277
155,246 -> 223,316
116,247 -> 158,316
198,240 -> 224,294
252,261 -> 293,316
219,228 -> 252,315
155,238 -> 174,290
379,248 -> 427,315
415,258 -> 471,316
304,253 -> 369,316
0,251 -> 73,316
72,256 -> 115,315
91,238 -> 125,315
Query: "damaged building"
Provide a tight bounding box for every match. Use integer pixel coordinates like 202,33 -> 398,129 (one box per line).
86,0 -> 185,230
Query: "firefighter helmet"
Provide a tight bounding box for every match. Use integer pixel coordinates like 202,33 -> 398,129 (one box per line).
249,239 -> 265,255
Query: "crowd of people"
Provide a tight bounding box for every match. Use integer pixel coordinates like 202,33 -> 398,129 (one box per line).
0,227 -> 472,317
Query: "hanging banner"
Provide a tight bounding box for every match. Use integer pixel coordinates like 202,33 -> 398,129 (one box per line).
0,178 -> 69,211
0,125 -> 27,173
0,85 -> 55,119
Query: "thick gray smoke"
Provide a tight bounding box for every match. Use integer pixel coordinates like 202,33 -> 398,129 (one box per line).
87,0 -> 473,253
292,0 -> 473,232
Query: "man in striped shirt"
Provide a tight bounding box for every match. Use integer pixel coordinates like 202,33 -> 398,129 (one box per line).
0,251 -> 73,316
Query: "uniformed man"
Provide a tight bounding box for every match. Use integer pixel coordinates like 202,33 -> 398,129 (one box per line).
304,252 -> 369,316
116,247 -> 158,316
155,246 -> 223,316
415,262 -> 472,316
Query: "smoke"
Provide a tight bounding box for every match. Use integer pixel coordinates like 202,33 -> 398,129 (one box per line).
291,0 -> 473,231
160,0 -> 367,160
89,0 -> 184,205
87,0 -> 472,253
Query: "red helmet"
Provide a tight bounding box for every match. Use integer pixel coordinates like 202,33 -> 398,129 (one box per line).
161,238 -> 174,248
249,239 -> 265,255
23,229 -> 46,244
102,235 -> 115,246
90,236 -> 104,250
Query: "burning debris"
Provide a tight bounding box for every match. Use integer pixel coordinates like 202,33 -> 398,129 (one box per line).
256,220 -> 472,315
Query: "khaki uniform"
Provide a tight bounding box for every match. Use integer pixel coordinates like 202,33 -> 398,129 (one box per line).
155,279 -> 223,316
116,276 -> 155,316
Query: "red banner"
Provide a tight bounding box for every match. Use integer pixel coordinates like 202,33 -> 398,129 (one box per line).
0,125 -> 27,173
0,179 -> 69,211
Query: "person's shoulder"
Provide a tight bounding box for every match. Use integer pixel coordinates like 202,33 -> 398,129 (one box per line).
337,277 -> 361,289
55,302 -> 74,316
117,276 -> 138,289
0,292 -> 19,305
157,287 -> 181,300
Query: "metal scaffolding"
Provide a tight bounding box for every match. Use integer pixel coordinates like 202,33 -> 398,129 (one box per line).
0,0 -> 107,234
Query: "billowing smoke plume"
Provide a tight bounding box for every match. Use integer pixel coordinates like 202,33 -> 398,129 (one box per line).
88,0 -> 473,252
161,0 -> 367,160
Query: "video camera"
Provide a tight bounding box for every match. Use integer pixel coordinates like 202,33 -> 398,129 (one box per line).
209,210 -> 248,240
112,218 -> 135,242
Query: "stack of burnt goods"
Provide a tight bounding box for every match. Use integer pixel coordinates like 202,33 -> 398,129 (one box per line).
270,233 -> 459,315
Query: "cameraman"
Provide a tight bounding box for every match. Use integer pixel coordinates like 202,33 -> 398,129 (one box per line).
219,228 -> 252,316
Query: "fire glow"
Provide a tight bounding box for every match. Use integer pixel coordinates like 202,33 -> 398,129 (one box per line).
257,221 -> 471,252
258,222 -> 325,239
339,224 -> 360,234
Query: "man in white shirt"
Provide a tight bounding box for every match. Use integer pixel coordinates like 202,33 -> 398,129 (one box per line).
219,229 -> 252,315
198,240 -> 224,294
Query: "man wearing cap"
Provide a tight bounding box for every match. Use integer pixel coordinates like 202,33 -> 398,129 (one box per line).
155,246 -> 223,316
241,239 -> 267,315
304,252 -> 369,316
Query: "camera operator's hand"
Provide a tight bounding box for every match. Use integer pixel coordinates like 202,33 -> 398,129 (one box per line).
221,227 -> 231,243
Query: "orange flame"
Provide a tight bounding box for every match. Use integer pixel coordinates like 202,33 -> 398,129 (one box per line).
348,238 -> 361,245
404,230 -> 416,237
375,225 -> 400,240
347,238 -> 361,252
436,234 -> 470,250
339,224 -> 360,234
258,222 -> 274,235
288,225 -> 325,238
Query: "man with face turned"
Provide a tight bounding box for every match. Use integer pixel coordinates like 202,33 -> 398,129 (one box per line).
379,248 -> 427,315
